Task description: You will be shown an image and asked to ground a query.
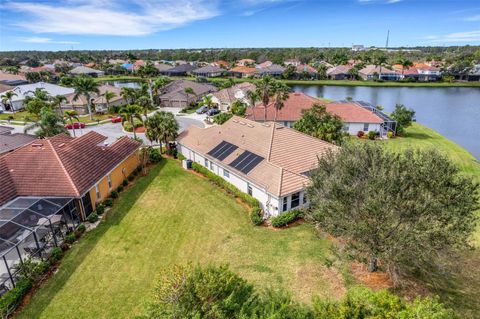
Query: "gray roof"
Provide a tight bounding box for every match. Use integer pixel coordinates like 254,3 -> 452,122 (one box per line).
259,64 -> 285,74
1,82 -> 74,103
192,65 -> 225,75
160,80 -> 217,101
164,64 -> 196,74
70,66 -> 103,75
0,128 -> 36,154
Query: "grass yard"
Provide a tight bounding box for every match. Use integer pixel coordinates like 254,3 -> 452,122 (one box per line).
18,160 -> 338,319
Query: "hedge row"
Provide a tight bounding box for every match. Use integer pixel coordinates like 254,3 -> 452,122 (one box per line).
270,209 -> 303,228
191,162 -> 264,225
0,278 -> 32,317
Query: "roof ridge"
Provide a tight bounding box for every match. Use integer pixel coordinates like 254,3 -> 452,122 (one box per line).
267,122 -> 276,161
278,167 -> 284,196
47,138 -> 80,196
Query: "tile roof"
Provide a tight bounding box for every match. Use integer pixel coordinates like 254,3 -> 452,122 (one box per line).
358,65 -> 398,75
0,83 -> 13,93
177,116 -> 337,196
325,102 -> 384,124
211,82 -> 256,105
229,66 -> 258,75
296,64 -> 317,74
191,65 -> 225,74
327,65 -> 352,75
70,66 -> 103,75
0,71 -> 26,82
0,132 -> 36,154
0,132 -> 141,206
160,80 -> 218,101
246,92 -> 329,122
2,82 -> 74,103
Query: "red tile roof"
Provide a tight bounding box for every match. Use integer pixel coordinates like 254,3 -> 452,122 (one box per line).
0,132 -> 141,206
229,66 -> 258,75
325,103 -> 383,124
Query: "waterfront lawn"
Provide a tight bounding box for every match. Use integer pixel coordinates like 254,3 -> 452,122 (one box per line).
18,159 -> 335,319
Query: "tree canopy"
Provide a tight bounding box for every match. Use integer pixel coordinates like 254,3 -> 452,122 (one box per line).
293,104 -> 346,144
391,104 -> 416,135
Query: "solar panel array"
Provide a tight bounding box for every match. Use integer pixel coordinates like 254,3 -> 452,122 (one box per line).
229,151 -> 264,174
207,141 -> 238,161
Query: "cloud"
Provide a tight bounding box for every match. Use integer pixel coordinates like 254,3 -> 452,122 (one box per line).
5,0 -> 219,36
425,30 -> 480,43
464,14 -> 480,21
19,37 -> 80,44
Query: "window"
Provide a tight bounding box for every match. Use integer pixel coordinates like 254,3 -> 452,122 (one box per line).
302,193 -> 307,204
95,184 -> 101,200
205,158 -> 209,167
291,192 -> 300,208
282,197 -> 288,212
107,175 -> 112,189
209,161 -> 214,170
247,183 -> 252,196
344,124 -> 349,132
363,123 -> 369,131
223,169 -> 230,178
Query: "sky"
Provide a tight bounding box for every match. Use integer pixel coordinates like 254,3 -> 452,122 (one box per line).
0,0 -> 479,51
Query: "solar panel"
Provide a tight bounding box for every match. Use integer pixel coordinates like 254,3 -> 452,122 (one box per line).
229,151 -> 264,174
207,141 -> 238,161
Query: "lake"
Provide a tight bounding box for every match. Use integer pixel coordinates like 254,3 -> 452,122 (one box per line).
106,81 -> 480,159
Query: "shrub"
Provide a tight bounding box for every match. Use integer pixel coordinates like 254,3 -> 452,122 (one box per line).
117,185 -> 124,193
110,190 -> 118,198
87,213 -> 98,223
367,130 -> 377,140
149,148 -> 162,163
122,118 -> 143,132
122,179 -> 128,187
77,223 -> 86,233
0,278 -> 32,318
178,153 -> 186,161
250,207 -> 264,226
65,233 -> 76,244
51,247 -> 63,262
95,204 -> 105,215
60,242 -> 69,251
357,131 -> 365,138
104,198 -> 113,207
387,131 -> 394,139
270,210 -> 303,228
128,175 -> 135,182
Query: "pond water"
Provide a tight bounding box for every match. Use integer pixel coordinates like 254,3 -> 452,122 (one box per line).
106,80 -> 480,159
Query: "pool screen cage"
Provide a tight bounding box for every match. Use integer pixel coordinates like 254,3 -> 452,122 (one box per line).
0,197 -> 80,295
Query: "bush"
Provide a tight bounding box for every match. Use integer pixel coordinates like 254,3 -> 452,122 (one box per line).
95,204 -> 105,215
51,247 -> 63,262
103,198 -> 113,207
87,213 -> 98,223
149,148 -> 162,163
0,278 -> 32,318
65,233 -> 76,244
122,118 -> 143,132
178,153 -> 186,161
357,131 -> 365,138
213,112 -> 233,125
110,190 -> 118,199
116,185 -> 124,193
77,223 -> 86,233
250,207 -> 264,226
128,174 -> 135,181
367,130 -> 377,140
270,210 -> 303,228
122,179 -> 128,187
387,131 -> 394,139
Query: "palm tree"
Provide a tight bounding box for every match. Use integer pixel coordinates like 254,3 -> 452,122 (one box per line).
25,107 -> 67,138
184,87 -> 195,107
3,91 -> 17,114
152,76 -> 170,105
137,61 -> 159,106
272,82 -> 291,122
120,87 -> 136,104
201,95 -> 216,109
397,57 -> 414,77
159,111 -> 179,153
145,112 -> 162,147
64,110 -> 80,137
373,51 -> 388,80
72,77 -> 99,120
136,95 -> 151,118
103,90 -> 116,113
50,95 -> 67,116
119,104 -> 143,139
255,75 -> 275,122
246,90 -> 259,120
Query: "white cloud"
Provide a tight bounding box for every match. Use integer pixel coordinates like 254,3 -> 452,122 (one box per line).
426,30 -> 480,43
19,37 -> 80,44
5,0 -> 219,36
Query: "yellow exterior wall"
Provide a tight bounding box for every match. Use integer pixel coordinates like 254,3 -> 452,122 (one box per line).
88,151 -> 140,210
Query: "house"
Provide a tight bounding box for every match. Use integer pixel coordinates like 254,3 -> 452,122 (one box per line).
0,126 -> 36,155
229,66 -> 258,78
414,63 -> 442,81
191,65 -> 225,78
468,64 -> 480,81
69,66 -> 105,77
0,82 -> 74,112
162,64 -> 196,76
358,65 -> 401,80
0,71 -> 28,86
0,83 -> 13,94
177,116 -> 337,216
257,64 -> 285,78
325,102 -> 384,135
284,59 -> 301,67
327,65 -> 353,80
257,61 -> 273,69
210,82 -> 256,111
392,64 -> 420,80
63,84 -> 126,114
158,79 -> 218,108
121,63 -> 134,72
133,60 -> 145,71
154,62 -> 173,73
236,59 -> 256,67
246,92 -> 329,127
211,60 -> 231,69
0,131 -> 141,218
296,64 -> 318,78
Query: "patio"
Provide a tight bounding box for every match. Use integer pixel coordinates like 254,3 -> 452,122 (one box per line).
0,197 -> 81,295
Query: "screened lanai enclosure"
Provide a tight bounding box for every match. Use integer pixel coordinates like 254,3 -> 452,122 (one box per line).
0,197 -> 80,295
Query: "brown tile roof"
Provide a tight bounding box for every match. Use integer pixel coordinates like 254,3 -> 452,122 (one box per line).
0,132 -> 141,205
246,92 -> 329,122
211,82 -> 256,105
229,66 -> 258,75
296,64 -> 317,74
0,71 -> 26,82
325,102 -> 383,124
0,83 -> 13,93
177,116 -> 337,196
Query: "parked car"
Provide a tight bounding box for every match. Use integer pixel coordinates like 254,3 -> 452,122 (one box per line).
206,108 -> 220,116
65,122 -> 85,129
196,105 -> 209,114
111,116 -> 122,123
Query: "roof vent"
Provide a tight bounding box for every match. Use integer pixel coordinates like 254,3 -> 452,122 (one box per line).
262,123 -> 270,127
31,143 -> 43,148
232,119 -> 239,123
104,141 -> 109,147
239,121 -> 246,125
58,143 -> 65,148
246,124 -> 254,128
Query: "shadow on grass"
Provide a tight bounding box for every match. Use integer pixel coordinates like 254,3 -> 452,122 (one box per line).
18,161 -> 166,318
402,132 -> 431,140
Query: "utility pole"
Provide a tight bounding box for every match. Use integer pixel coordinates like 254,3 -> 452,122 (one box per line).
385,30 -> 390,49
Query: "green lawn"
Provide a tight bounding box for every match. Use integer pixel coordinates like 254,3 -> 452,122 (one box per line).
18,160 -> 336,319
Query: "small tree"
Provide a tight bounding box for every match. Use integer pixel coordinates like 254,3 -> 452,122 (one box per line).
119,104 -> 143,139
391,104 -> 415,135
307,143 -> 479,285
3,91 -> 17,113
25,107 -> 68,138
213,112 -> 233,125
293,104 -> 345,145
64,110 -> 80,137
245,90 -> 259,120
231,100 -> 247,116
103,90 -> 116,113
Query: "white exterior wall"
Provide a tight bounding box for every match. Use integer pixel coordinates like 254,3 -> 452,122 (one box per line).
344,122 -> 381,135
178,144 -> 284,216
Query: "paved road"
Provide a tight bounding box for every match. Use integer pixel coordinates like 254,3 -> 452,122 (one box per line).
1,109 -> 206,144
